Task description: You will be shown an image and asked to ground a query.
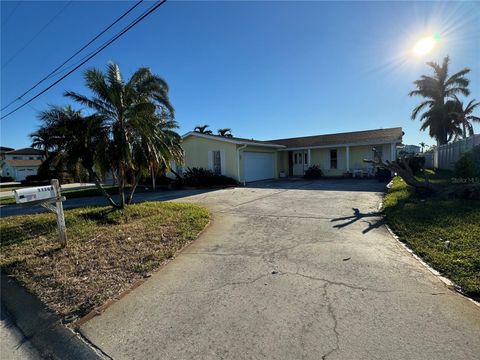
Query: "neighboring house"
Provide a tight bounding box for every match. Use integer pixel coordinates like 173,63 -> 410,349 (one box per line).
179,127 -> 403,183
0,148 -> 45,181
401,144 -> 421,154
0,146 -> 14,159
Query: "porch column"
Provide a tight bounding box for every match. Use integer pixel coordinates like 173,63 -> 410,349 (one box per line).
390,143 -> 396,161
346,145 -> 350,172
307,149 -> 311,167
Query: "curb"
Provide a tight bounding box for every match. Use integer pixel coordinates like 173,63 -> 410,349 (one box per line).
1,271 -> 107,359
381,181 -> 479,307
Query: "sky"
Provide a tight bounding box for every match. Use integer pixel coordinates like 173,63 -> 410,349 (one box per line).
1,1 -> 479,149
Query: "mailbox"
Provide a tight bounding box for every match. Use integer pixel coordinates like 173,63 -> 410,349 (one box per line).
14,186 -> 57,204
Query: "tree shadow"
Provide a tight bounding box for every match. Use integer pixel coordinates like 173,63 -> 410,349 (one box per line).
331,207 -> 385,234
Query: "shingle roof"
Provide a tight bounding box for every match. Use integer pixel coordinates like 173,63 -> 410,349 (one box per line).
6,147 -> 44,155
3,159 -> 43,167
184,132 -> 285,148
266,127 -> 403,148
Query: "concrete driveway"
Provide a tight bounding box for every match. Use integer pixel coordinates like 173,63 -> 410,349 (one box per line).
80,179 -> 480,359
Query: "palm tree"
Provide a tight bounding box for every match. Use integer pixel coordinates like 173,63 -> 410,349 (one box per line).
450,96 -> 480,139
217,128 -> 233,137
65,63 -> 181,208
409,56 -> 470,145
419,142 -> 426,153
36,105 -> 118,207
194,124 -> 212,134
30,127 -> 55,158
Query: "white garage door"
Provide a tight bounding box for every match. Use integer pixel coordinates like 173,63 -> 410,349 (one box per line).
244,152 -> 274,182
15,168 -> 37,181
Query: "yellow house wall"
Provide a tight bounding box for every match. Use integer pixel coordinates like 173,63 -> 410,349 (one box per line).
181,136 -> 238,179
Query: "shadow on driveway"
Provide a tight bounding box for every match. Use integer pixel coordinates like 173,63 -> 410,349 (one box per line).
331,207 -> 385,234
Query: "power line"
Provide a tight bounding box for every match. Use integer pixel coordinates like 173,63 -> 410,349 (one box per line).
2,1 -> 22,28
1,0 -> 167,120
1,0 -> 144,112
1,1 -> 72,70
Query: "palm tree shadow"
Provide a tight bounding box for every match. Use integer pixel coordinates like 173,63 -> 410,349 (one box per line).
331,207 -> 385,234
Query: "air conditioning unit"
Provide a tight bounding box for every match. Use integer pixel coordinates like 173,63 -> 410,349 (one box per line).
14,186 -> 56,204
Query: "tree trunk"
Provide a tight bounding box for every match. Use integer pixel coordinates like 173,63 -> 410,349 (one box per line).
126,171 -> 143,205
151,167 -> 156,191
118,165 -> 125,209
86,168 -> 120,208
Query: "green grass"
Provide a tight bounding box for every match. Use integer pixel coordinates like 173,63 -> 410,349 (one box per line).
384,175 -> 480,299
0,185 -> 124,206
0,202 -> 209,317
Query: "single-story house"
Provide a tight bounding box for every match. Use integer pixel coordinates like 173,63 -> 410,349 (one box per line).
0,148 -> 45,181
178,127 -> 403,183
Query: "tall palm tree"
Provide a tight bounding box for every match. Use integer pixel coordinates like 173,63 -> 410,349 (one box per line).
217,128 -> 233,137
30,127 -> 54,158
419,142 -> 426,153
194,124 -> 212,134
409,56 -> 470,145
450,96 -> 480,139
36,105 -> 118,207
65,63 -> 181,208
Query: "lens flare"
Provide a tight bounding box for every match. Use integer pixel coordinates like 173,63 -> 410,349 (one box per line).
413,36 -> 436,56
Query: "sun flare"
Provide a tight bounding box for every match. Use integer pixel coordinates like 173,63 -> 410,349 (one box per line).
413,36 -> 436,56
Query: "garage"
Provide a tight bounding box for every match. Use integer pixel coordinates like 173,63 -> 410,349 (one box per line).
15,168 -> 37,181
243,152 -> 275,182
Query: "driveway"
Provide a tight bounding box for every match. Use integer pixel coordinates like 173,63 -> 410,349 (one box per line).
78,180 -> 478,358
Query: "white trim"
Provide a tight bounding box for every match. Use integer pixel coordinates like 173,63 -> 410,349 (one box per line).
220,149 -> 226,175
182,132 -> 285,149
237,144 -> 247,182
278,140 -> 402,151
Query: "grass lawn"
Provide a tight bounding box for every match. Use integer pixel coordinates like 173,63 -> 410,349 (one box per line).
0,202 -> 209,317
0,185 -> 124,206
383,173 -> 480,299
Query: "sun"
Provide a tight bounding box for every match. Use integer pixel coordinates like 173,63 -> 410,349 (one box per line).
413,36 -> 436,56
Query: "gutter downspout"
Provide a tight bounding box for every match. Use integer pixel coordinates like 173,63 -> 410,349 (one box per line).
237,144 -> 247,185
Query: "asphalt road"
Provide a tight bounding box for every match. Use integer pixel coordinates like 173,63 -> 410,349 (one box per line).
76,179 -> 480,360
0,305 -> 40,360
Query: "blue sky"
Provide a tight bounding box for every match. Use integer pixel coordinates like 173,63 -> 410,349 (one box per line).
1,1 -> 479,148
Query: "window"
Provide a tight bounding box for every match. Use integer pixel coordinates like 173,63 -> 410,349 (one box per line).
294,153 -> 298,164
330,149 -> 337,169
304,152 -> 308,165
213,150 -> 221,175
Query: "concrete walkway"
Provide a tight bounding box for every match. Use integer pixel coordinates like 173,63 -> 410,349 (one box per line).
78,179 -> 480,360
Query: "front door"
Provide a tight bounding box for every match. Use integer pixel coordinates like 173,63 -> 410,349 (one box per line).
292,151 -> 307,176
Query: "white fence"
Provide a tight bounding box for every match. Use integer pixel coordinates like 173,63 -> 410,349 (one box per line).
434,134 -> 480,170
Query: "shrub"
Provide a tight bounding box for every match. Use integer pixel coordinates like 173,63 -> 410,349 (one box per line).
0,176 -> 14,182
182,167 -> 238,187
303,165 -> 323,179
408,156 -> 425,173
455,146 -> 480,178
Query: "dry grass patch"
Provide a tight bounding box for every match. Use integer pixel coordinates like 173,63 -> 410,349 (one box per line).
0,202 -> 209,317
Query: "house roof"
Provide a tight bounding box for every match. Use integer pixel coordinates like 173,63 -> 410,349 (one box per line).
266,127 -> 404,149
3,159 -> 43,167
0,146 -> 14,153
183,132 -> 286,148
5,147 -> 44,155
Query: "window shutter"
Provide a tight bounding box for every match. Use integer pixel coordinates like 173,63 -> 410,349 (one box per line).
207,151 -> 213,171
220,150 -> 226,175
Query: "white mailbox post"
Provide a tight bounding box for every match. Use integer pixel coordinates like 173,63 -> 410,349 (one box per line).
14,179 -> 67,247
